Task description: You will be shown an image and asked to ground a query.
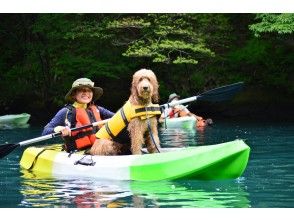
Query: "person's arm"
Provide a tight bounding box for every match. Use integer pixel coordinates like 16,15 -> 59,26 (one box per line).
189,112 -> 203,121
159,108 -> 166,122
98,106 -> 115,120
42,108 -> 68,135
180,106 -> 202,120
159,113 -> 165,123
159,108 -> 171,122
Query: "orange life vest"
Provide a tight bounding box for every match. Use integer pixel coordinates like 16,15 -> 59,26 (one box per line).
169,108 -> 182,118
169,109 -> 176,118
64,105 -> 102,152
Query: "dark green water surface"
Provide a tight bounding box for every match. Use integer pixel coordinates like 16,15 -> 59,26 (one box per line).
0,120 -> 293,208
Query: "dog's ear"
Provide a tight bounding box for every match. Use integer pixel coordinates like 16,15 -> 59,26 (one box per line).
131,75 -> 139,98
152,92 -> 159,103
150,76 -> 159,103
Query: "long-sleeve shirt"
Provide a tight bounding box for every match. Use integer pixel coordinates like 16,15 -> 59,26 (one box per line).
42,105 -> 114,135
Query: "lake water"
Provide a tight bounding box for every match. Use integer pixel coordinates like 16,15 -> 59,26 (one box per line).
0,120 -> 293,208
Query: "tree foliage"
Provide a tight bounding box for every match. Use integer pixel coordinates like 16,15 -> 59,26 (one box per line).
67,14 -> 233,65
250,13 -> 294,36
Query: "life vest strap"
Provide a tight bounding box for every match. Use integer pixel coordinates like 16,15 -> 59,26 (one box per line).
105,122 -> 115,139
120,108 -> 128,126
135,106 -> 161,114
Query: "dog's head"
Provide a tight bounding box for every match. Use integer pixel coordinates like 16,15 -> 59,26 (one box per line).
131,69 -> 159,104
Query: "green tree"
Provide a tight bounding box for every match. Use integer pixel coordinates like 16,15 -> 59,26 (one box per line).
0,14 -> 137,117
248,13 -> 294,93
249,13 -> 294,37
67,14 -> 233,65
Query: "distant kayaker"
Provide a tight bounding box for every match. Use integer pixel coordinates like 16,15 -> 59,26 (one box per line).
159,93 -> 213,127
42,78 -> 114,152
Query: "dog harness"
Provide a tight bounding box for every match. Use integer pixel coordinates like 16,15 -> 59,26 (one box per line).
96,100 -> 161,139
63,103 -> 102,152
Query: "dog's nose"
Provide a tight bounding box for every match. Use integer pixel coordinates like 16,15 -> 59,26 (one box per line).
143,86 -> 149,91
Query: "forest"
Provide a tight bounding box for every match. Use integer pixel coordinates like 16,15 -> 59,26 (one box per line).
0,13 -> 293,123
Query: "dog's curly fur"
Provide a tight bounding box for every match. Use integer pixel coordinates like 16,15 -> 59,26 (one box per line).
127,69 -> 160,154
90,69 -> 160,155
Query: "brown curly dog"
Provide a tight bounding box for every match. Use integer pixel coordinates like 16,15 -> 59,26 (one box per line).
127,68 -> 160,154
90,69 -> 161,155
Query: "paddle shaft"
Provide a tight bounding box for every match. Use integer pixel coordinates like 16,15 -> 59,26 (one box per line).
160,97 -> 197,110
0,119 -> 110,158
17,119 -> 110,147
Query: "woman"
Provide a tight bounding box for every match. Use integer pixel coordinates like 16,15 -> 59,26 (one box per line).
159,93 -> 213,127
42,78 -> 114,152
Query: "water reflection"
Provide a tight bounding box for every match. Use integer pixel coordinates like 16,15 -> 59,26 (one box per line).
159,128 -> 197,147
159,125 -> 214,147
20,171 -> 131,208
130,179 -> 250,208
20,170 -> 250,208
0,123 -> 30,130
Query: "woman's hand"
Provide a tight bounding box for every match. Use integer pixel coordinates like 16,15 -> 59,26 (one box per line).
54,126 -> 72,136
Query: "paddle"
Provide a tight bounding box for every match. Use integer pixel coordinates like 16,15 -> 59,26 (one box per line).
160,82 -> 244,109
0,82 -> 243,159
0,119 -> 109,159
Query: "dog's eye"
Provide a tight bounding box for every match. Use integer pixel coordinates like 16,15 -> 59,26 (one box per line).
139,77 -> 150,82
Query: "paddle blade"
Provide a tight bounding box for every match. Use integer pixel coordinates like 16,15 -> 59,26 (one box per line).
197,82 -> 244,102
0,143 -> 19,159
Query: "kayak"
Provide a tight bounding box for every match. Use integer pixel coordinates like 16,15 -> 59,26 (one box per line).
0,113 -> 30,128
161,116 -> 196,129
20,139 -> 250,181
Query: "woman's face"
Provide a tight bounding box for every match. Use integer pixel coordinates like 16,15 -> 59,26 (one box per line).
170,98 -> 179,104
74,87 -> 93,104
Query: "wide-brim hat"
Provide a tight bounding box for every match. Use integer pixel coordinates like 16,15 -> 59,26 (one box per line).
65,78 -> 103,102
168,93 -> 180,103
